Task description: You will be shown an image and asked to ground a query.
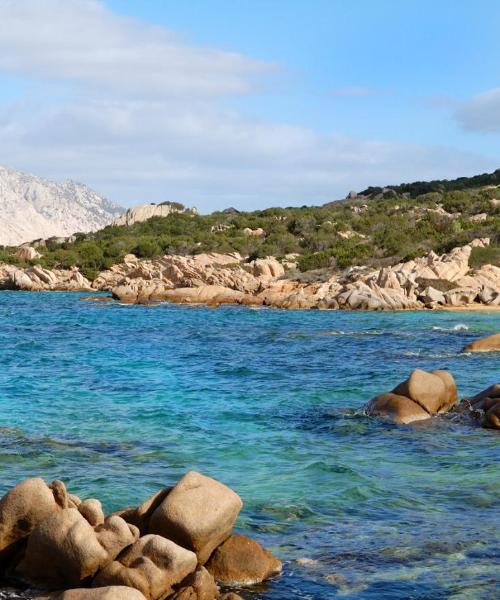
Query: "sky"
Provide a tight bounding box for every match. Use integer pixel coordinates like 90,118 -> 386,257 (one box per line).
0,0 -> 499,211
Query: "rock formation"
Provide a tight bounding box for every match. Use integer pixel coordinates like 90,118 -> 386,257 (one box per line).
113,204 -> 197,227
365,369 -> 457,424
463,332 -> 500,353
0,472 -> 280,599
1,239 -> 499,311
454,384 -> 500,430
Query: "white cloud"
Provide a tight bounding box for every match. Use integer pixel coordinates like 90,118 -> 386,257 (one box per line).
330,86 -> 378,98
0,0 -> 271,97
1,96 -> 493,211
0,0 -> 496,210
455,88 -> 500,132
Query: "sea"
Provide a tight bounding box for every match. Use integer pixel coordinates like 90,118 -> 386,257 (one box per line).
0,292 -> 498,599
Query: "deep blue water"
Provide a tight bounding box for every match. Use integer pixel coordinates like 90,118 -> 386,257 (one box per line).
0,292 -> 499,599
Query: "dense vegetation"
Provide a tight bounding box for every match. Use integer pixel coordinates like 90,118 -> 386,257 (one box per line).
0,175 -> 499,280
360,168 -> 500,198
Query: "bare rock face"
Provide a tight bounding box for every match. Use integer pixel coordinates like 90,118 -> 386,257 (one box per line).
463,333 -> 500,353
366,369 -> 457,424
16,246 -> 42,260
0,265 -> 92,292
78,499 -> 105,527
115,488 -> 172,535
149,471 -> 243,564
93,535 -> 197,600
171,566 -> 219,600
45,587 -> 148,600
112,204 -> 196,227
0,165 -> 122,246
17,509 -> 139,588
250,258 -> 284,279
206,534 -> 282,586
0,478 -> 68,562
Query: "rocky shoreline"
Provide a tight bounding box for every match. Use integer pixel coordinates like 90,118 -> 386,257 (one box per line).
0,239 -> 499,311
0,472 -> 281,600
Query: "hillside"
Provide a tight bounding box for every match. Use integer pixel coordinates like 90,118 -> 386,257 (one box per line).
0,170 -> 499,280
0,166 -> 123,246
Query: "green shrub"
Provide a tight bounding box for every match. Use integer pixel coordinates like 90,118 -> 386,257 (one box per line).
469,245 -> 500,268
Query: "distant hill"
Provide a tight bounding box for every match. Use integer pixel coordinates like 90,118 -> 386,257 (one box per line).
0,168 -> 498,278
0,166 -> 123,246
359,169 -> 500,198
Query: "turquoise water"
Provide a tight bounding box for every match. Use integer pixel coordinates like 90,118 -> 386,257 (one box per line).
0,292 -> 499,599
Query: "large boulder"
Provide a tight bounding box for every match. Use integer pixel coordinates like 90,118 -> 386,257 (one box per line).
171,566 -> 219,600
206,534 -> 282,586
0,478 -> 68,562
93,534 -> 197,600
115,488 -> 171,535
463,333 -> 500,353
149,471 -> 243,564
365,369 -> 457,424
365,392 -> 430,424
392,369 -> 457,414
17,509 -> 139,588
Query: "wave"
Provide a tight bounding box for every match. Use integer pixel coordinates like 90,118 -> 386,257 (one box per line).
432,323 -> 469,332
402,350 -> 462,359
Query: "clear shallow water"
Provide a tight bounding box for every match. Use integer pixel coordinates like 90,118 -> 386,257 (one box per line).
0,292 -> 499,599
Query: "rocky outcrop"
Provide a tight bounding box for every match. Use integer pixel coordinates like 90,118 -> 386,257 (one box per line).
1,239 -> 498,311
206,534 -> 282,586
171,567 -> 218,600
113,204 -> 197,227
463,332 -> 500,353
365,369 -> 457,424
17,510 -> 139,588
0,472 -> 280,598
93,535 -> 197,600
97,239 -> 500,310
0,265 -> 92,292
148,471 -> 243,565
453,384 -> 500,430
0,478 -> 68,563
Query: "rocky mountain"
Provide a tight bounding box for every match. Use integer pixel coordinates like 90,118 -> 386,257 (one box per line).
0,166 -> 123,246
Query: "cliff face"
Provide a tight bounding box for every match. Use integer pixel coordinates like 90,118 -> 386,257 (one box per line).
0,166 -> 123,246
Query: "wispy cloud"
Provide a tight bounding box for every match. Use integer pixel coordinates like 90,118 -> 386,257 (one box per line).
455,88 -> 500,133
0,0 -> 272,97
330,86 -> 378,98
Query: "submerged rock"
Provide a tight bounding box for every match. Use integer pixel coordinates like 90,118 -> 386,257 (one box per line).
456,384 -> 500,430
366,369 -> 457,424
463,332 -> 500,353
206,534 -> 282,586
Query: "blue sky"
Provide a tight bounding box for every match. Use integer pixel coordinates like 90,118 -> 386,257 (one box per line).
0,0 -> 499,210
